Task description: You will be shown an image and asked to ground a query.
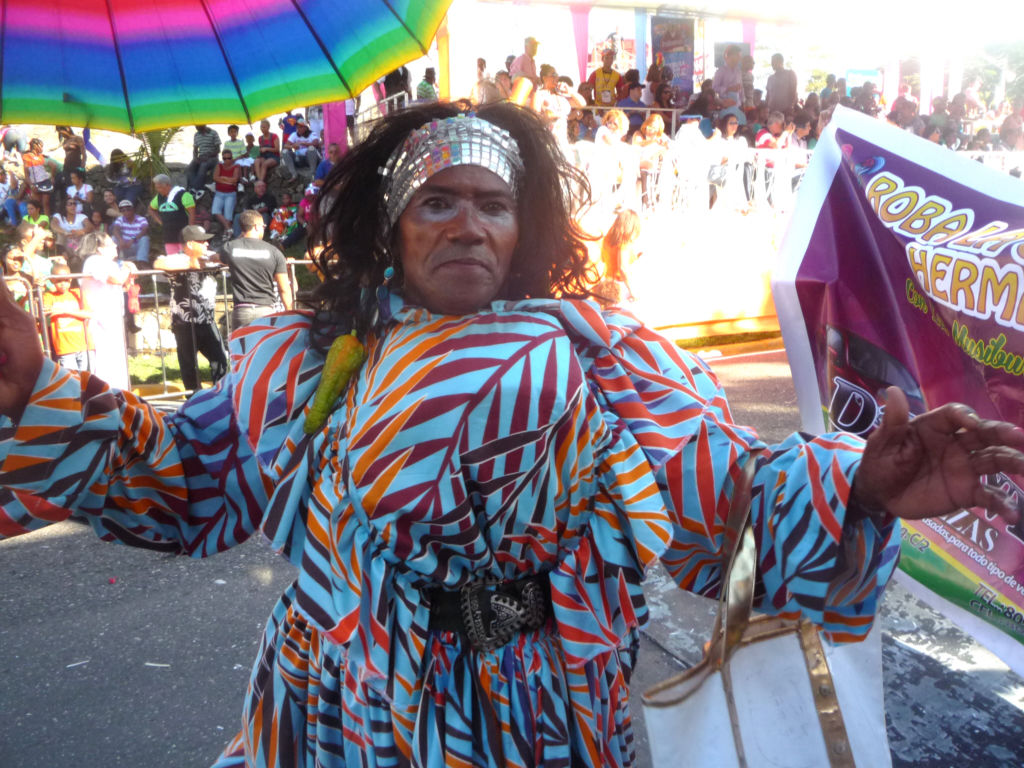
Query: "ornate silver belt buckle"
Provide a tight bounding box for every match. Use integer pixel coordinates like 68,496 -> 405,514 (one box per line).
459,579 -> 545,651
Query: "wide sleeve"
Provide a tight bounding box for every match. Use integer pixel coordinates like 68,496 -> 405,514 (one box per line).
0,359 -> 270,556
563,301 -> 900,643
0,314 -> 323,558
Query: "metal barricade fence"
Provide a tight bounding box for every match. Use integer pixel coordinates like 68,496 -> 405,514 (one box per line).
16,262 -> 315,402
571,140 -> 815,215
353,92 -> 412,143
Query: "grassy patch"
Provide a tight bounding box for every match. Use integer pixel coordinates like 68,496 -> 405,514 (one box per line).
129,353 -> 210,388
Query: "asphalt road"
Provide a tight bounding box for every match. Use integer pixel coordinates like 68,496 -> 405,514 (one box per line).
2,348 -> 1022,767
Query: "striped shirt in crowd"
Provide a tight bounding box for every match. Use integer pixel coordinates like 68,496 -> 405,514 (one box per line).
114,214 -> 147,241
193,128 -> 221,157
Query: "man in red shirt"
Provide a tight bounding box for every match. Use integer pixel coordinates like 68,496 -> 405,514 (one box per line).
755,111 -> 792,150
587,50 -> 621,109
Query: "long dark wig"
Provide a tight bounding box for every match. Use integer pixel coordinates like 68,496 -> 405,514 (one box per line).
309,102 -> 593,344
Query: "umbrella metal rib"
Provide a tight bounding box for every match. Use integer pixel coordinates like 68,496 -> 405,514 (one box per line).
288,0 -> 353,99
103,0 -> 136,133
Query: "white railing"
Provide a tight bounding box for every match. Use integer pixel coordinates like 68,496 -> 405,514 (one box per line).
17,262 -> 313,400
570,142 -> 815,214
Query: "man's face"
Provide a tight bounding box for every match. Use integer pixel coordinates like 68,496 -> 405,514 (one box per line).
769,120 -> 783,136
155,182 -> 170,196
602,52 -> 615,70
396,166 -> 518,316
196,124 -> 207,132
328,144 -> 340,163
228,128 -> 238,139
526,38 -> 539,57
255,182 -> 267,196
222,151 -> 234,164
120,205 -> 135,219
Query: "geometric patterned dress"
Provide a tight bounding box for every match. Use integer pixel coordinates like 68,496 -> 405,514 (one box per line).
0,297 -> 900,767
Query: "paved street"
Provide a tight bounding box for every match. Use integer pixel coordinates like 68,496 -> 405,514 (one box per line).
2,348 -> 1022,766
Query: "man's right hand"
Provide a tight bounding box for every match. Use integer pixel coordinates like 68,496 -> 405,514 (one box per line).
0,276 -> 44,421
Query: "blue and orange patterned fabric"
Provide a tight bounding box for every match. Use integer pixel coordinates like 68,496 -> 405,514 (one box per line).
0,297 -> 900,767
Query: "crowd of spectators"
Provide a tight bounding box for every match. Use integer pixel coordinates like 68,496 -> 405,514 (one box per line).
0,111 -> 326,391
460,37 -> 1024,171
3,36 -> 1023,389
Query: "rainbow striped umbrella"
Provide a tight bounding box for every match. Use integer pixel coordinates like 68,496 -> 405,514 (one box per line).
0,0 -> 451,132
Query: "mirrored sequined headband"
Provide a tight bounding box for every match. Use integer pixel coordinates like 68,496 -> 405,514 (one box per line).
380,115 -> 525,225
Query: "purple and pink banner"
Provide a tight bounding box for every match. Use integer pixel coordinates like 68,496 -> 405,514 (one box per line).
774,107 -> 1024,675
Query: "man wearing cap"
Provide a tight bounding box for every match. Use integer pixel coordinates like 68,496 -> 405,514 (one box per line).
148,174 -> 195,255
417,68 -> 439,102
586,49 -> 621,109
152,224 -> 228,391
112,200 -> 151,268
213,210 -> 293,329
617,81 -> 647,138
281,119 -> 322,181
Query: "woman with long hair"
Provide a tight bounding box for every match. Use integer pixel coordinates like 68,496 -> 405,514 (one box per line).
50,196 -> 92,260
0,103 -> 1020,768
591,207 -> 641,306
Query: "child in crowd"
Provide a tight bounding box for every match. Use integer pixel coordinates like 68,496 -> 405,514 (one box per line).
224,124 -> 255,184
281,185 -> 317,248
42,263 -> 93,372
590,208 -> 642,307
1,245 -> 30,310
268,192 -> 298,243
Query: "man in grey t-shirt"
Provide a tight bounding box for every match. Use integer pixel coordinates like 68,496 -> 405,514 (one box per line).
216,210 -> 294,329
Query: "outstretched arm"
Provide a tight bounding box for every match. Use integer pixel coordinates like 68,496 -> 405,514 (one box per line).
0,275 -> 271,555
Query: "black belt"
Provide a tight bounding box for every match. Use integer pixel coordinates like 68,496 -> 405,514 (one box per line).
428,573 -> 551,651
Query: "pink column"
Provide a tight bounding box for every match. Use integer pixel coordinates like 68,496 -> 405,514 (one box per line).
322,101 -> 349,156
742,19 -> 756,52
570,4 -> 591,84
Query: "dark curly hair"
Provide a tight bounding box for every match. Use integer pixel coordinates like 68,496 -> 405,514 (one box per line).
309,102 -> 593,344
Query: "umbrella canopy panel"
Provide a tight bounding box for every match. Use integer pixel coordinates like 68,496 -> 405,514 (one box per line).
0,0 -> 450,132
